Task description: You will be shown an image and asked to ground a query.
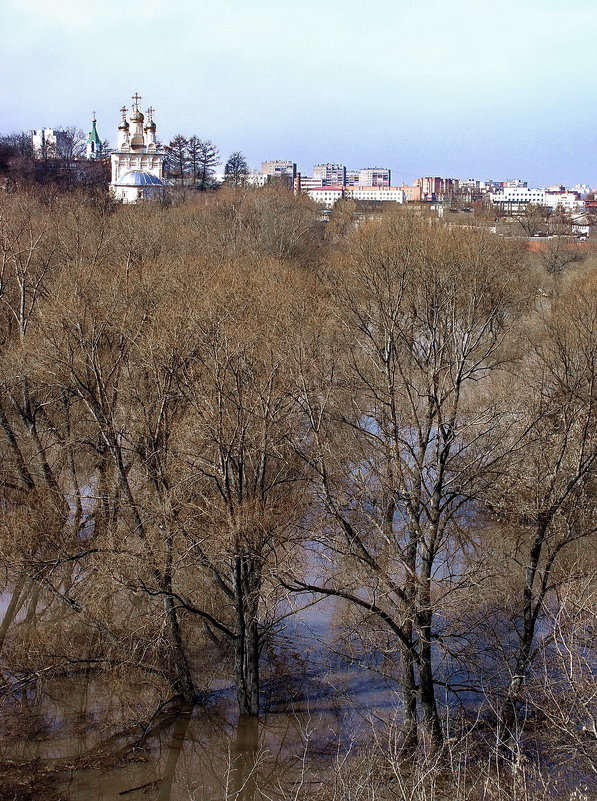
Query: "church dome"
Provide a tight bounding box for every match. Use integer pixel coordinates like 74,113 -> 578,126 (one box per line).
118,120 -> 130,130
114,170 -> 164,187
144,119 -> 156,130
130,109 -> 144,123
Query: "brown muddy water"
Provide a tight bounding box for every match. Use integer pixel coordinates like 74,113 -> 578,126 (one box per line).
0,594 -> 402,801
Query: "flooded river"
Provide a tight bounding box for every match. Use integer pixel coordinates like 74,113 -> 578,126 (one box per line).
0,590 -> 404,801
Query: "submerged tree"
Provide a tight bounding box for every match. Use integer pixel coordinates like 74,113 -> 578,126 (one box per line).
291,213 -> 529,747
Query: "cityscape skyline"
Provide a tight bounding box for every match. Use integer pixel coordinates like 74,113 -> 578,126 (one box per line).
3,0 -> 596,188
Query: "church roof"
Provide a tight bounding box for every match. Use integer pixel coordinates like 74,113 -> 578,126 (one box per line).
114,170 -> 164,187
87,118 -> 101,146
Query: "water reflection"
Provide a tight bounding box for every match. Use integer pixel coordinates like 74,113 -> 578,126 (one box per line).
0,579 -> 407,801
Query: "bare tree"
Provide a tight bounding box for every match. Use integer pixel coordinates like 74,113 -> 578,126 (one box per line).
290,214 -> 528,747
224,151 -> 249,187
489,273 -> 597,752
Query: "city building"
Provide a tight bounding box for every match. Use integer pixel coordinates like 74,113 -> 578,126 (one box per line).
307,187 -> 345,206
490,186 -> 584,212
30,128 -> 70,159
345,169 -> 359,186
490,187 -> 547,208
313,163 -> 346,186
306,185 -> 405,208
415,177 -> 459,201
110,94 -> 167,203
503,179 -> 528,188
399,184 -> 422,202
261,160 -> 297,184
86,113 -> 102,159
544,191 -> 584,212
350,186 -> 405,203
358,167 -> 391,187
297,174 -> 324,190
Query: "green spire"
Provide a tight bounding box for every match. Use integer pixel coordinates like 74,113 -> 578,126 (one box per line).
87,113 -> 101,147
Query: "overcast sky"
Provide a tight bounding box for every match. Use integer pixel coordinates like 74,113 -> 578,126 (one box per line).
2,0 -> 595,187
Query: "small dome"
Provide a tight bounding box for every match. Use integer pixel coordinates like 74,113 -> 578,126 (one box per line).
118,120 -> 130,130
114,170 -> 164,187
144,120 -> 156,130
130,109 -> 144,123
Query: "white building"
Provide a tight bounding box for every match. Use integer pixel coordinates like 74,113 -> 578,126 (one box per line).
110,95 -> 167,203
31,128 -> 70,159
306,187 -> 345,206
490,187 -> 547,208
246,171 -> 268,187
306,185 -> 405,208
261,160 -> 297,181
313,163 -> 346,185
491,186 -> 584,212
350,186 -> 405,203
544,192 -> 584,212
358,167 -> 391,187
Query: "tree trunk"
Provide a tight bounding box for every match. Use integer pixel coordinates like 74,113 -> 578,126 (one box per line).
498,520 -> 547,753
399,628 -> 418,751
163,590 -> 196,703
233,555 -> 260,716
417,556 -> 443,745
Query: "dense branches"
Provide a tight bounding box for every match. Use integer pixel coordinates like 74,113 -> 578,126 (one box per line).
0,189 -> 594,794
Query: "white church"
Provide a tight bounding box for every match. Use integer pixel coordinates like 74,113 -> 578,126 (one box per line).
110,94 -> 167,203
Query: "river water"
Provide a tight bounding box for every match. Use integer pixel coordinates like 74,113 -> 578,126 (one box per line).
0,589 -> 405,801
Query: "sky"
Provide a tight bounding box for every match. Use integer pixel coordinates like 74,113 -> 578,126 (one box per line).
2,0 -> 596,188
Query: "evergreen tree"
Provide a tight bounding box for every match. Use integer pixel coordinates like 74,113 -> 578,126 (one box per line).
166,134 -> 189,184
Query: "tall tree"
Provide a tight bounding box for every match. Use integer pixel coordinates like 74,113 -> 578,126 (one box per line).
195,139 -> 220,190
166,134 -> 189,184
491,273 -> 597,753
224,152 -> 249,187
291,214 -> 528,747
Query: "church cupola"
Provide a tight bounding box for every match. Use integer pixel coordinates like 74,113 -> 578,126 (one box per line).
117,106 -> 130,148
144,106 -> 157,148
129,93 -> 145,150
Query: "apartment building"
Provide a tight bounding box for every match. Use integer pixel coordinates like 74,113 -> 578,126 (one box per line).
306,185 -> 405,207
358,167 -> 391,187
313,163 -> 346,186
416,177 -> 459,200
30,128 -> 70,159
261,160 -> 297,182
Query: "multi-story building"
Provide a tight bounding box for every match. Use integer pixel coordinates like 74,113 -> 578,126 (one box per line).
359,167 -> 391,187
416,177 -> 459,201
490,187 -> 546,208
345,169 -> 359,186
306,185 -> 405,207
399,184 -> 422,202
313,163 -> 346,186
298,174 -> 324,190
503,179 -> 528,188
350,186 -> 405,203
544,191 -> 584,212
490,187 -> 583,212
261,160 -> 297,184
30,128 -> 70,159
